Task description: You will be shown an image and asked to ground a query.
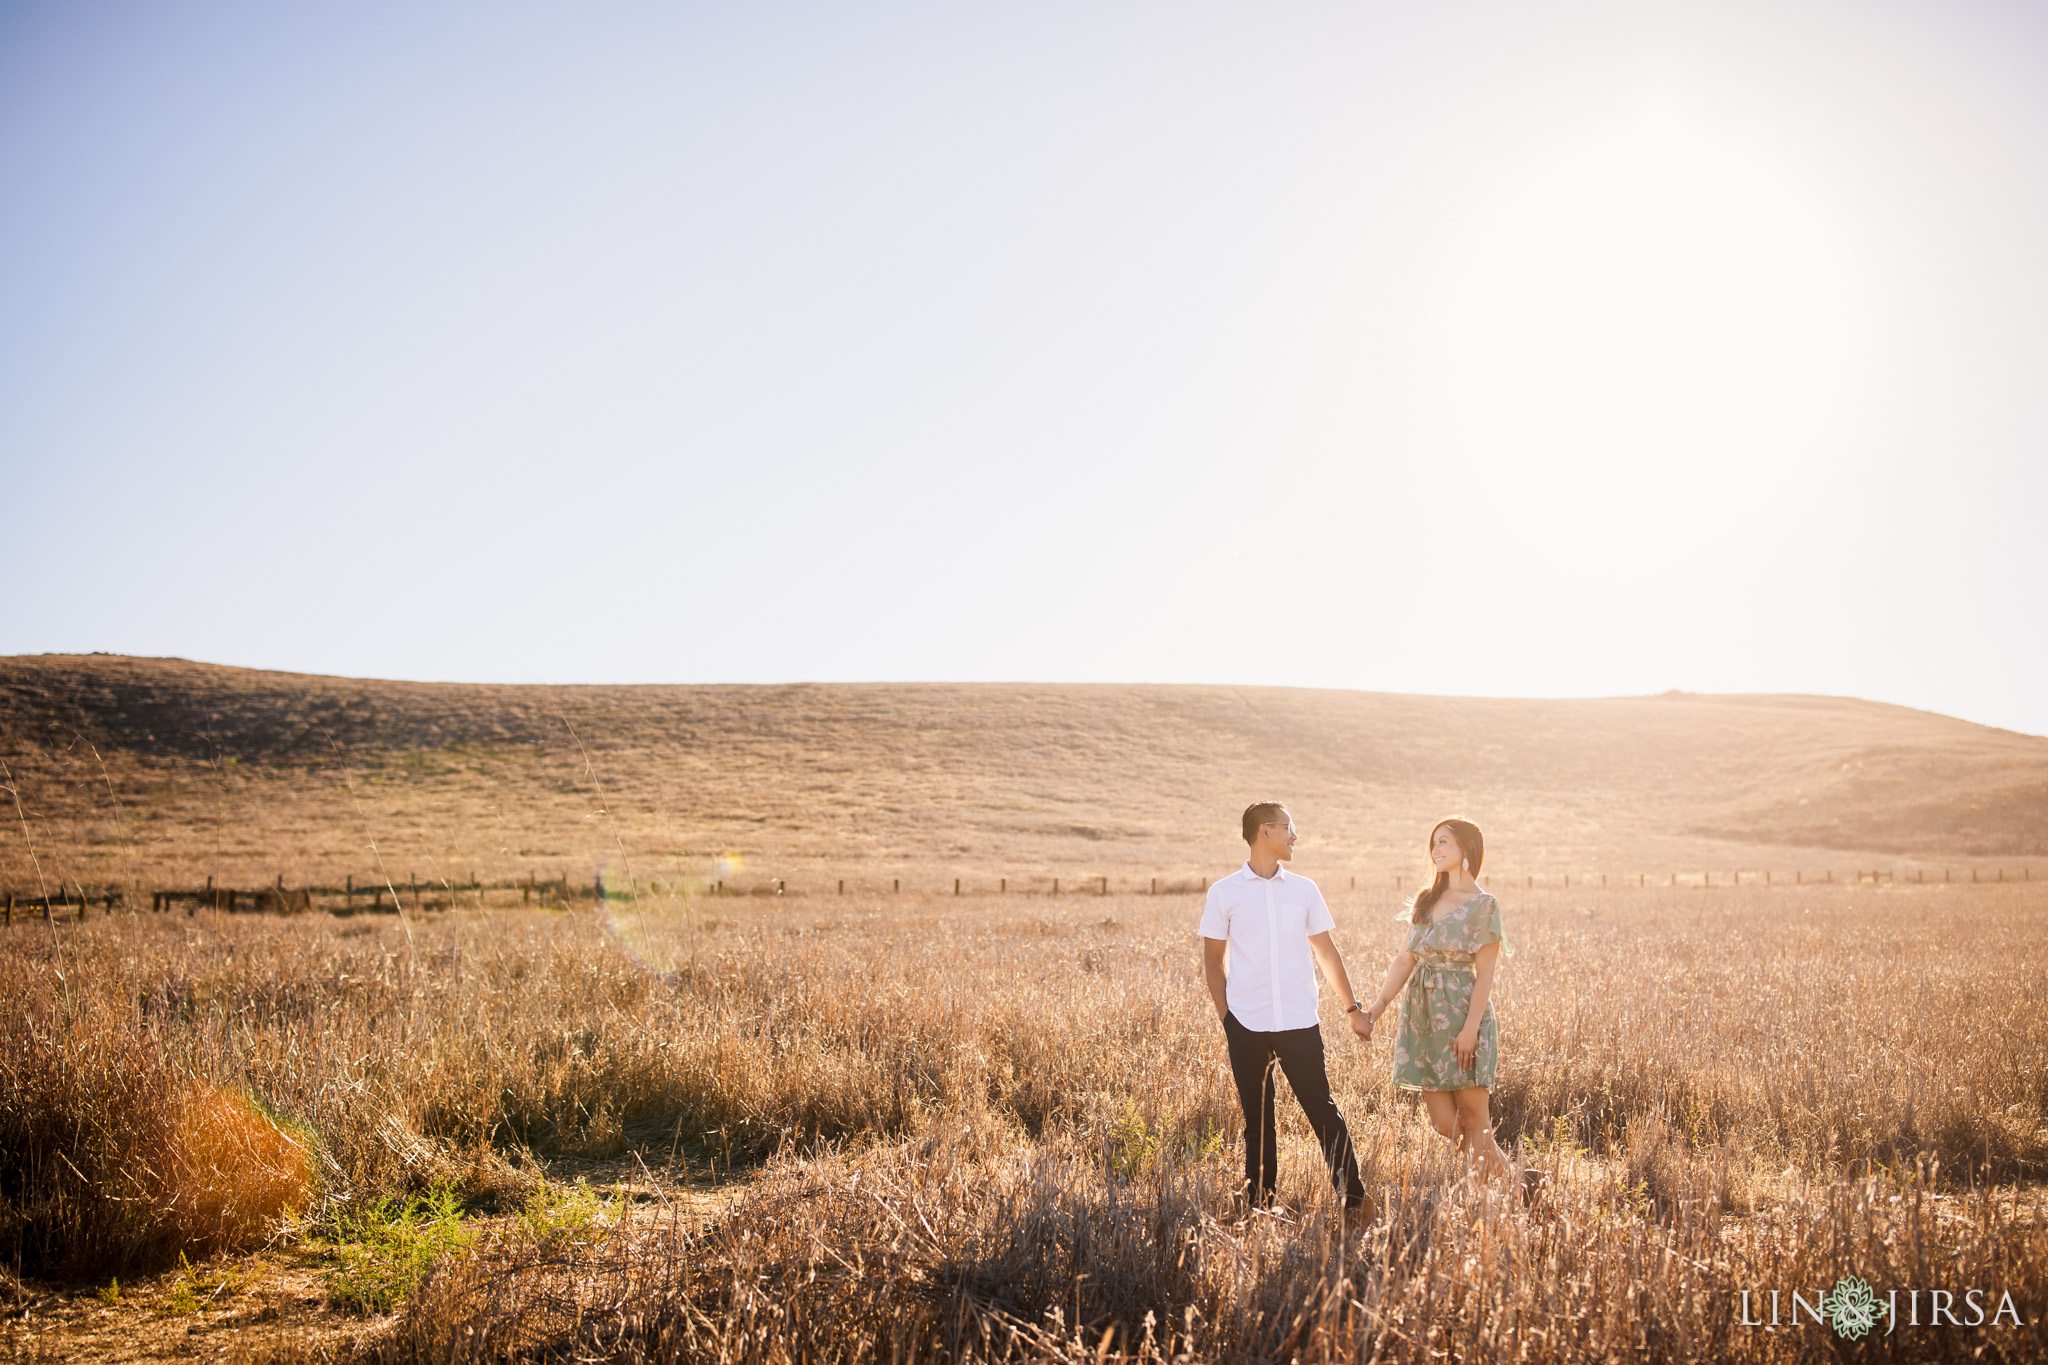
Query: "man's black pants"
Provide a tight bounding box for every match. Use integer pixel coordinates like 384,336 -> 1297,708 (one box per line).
1223,1011 -> 1366,1209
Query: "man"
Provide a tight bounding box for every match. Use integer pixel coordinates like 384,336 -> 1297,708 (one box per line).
1200,801 -> 1373,1223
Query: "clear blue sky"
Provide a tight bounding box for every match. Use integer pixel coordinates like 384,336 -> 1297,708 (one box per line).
5,1 -> 2045,736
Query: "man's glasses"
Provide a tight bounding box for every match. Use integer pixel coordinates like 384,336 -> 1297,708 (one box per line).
1261,821 -> 1299,836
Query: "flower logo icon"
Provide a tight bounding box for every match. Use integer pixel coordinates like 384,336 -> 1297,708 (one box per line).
1820,1276 -> 1884,1340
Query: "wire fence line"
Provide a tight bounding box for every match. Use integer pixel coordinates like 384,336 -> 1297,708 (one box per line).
0,862 -> 2037,925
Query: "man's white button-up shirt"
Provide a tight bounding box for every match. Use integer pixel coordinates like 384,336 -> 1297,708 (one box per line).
1198,862 -> 1337,1032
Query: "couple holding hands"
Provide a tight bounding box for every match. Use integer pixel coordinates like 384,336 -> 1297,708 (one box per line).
1199,802 -> 1513,1224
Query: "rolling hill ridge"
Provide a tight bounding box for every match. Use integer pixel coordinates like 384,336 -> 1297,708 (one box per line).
2,655 -> 2042,892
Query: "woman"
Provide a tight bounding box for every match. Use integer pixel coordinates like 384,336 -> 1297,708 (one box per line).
1361,817 -> 1514,1182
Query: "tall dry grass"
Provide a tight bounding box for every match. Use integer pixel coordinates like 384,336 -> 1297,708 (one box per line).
375,1121 -> 2048,1363
0,982 -> 316,1275
3,879 -> 2044,1359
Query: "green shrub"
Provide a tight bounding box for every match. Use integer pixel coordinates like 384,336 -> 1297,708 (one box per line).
326,1181 -> 473,1315
155,1252 -> 238,1316
518,1177 -> 622,1245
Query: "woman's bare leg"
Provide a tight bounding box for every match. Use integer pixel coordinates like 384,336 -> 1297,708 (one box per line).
1453,1088 -> 1511,1181
1421,1090 -> 1461,1144
1420,1090 -> 1472,1174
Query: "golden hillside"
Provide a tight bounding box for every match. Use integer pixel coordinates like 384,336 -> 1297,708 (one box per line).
1,654 -> 2042,894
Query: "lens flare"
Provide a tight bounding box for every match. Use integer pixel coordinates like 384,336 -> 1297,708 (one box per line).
594,859 -> 714,980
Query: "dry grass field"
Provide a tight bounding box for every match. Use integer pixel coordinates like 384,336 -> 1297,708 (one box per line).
3,883 -> 2044,1361
3,656 -> 2047,1361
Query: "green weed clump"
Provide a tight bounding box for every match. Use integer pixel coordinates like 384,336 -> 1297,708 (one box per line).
517,1177 -> 622,1247
155,1251 -> 239,1317
326,1181 -> 474,1316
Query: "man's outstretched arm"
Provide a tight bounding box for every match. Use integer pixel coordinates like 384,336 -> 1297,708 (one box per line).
1309,931 -> 1372,1042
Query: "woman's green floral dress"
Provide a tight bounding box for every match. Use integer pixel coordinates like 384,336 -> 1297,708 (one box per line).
1391,891 -> 1510,1092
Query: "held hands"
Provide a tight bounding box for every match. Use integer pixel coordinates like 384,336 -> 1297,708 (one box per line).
1453,1026 -> 1480,1071
1348,1001 -> 1384,1044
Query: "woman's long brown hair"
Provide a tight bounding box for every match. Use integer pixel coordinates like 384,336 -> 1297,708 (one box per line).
1409,817 -> 1485,925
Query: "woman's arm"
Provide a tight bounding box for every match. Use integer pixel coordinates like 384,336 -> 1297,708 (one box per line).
1453,941 -> 1503,1069
1364,950 -> 1419,1033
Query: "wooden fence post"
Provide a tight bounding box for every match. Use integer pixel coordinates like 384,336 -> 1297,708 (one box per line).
954,879 -> 961,896
893,878 -> 899,894
1052,878 -> 1059,896
1100,876 -> 1108,895
1000,878 -> 1006,893
1151,877 -> 1158,895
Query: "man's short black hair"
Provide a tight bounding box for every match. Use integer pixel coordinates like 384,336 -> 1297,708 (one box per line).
1242,801 -> 1287,844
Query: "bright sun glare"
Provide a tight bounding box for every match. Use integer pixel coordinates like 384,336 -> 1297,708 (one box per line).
1420,105 -> 1874,557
